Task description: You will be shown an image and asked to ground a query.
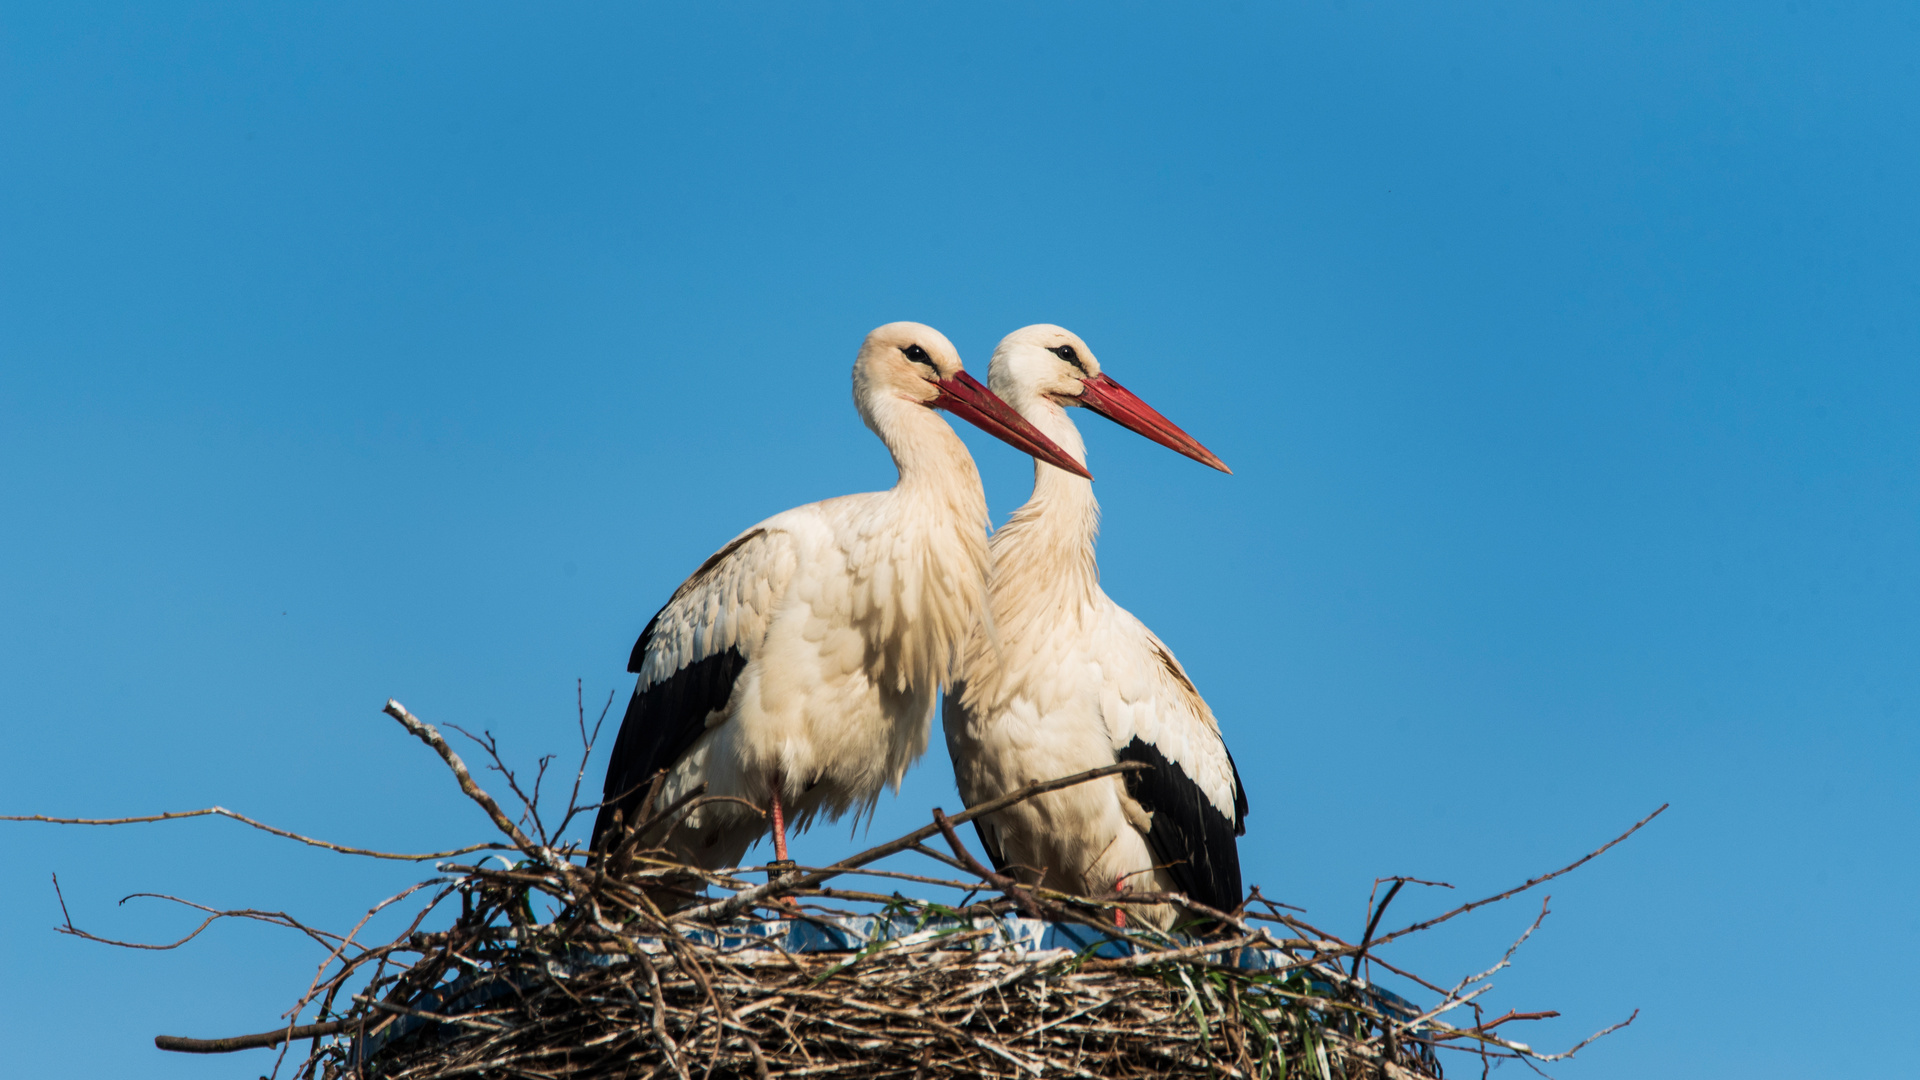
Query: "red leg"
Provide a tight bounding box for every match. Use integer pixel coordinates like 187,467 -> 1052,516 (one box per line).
1113,875 -> 1129,929
767,771 -> 790,863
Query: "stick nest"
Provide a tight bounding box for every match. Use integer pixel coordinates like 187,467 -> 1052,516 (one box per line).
348,903 -> 1442,1080
13,692 -> 1654,1080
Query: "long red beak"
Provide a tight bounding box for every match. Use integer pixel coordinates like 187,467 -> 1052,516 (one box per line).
934,371 -> 1093,480
1075,374 -> 1232,474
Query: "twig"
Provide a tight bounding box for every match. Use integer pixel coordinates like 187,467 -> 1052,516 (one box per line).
445,723 -> 553,846
1443,896 -> 1552,998
558,682 -> 616,839
383,699 -> 547,861
286,880 -> 449,1022
1471,1010 -> 1561,1034
930,810 -> 1058,922
1352,878 -> 1403,979
56,893 -> 339,953
3,807 -> 505,861
1535,1008 -> 1640,1061
635,949 -> 692,1080
1370,804 -> 1667,950
155,1021 -> 348,1054
51,873 -> 73,930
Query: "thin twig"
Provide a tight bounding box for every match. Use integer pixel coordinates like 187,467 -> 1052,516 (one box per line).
3,807 -> 505,861
1536,1009 -> 1640,1061
1370,804 -> 1668,950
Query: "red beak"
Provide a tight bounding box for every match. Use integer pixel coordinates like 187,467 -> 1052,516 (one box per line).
934,371 -> 1094,480
1075,374 -> 1232,474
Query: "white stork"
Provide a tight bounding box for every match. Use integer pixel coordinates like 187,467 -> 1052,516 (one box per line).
944,325 -> 1243,929
592,322 -> 1089,873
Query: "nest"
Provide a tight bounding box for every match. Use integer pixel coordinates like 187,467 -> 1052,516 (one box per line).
344,910 -> 1443,1080
13,693 -> 1655,1080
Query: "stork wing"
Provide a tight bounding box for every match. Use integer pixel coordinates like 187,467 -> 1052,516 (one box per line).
938,681 -> 1017,874
1097,611 -> 1248,914
591,525 -> 797,850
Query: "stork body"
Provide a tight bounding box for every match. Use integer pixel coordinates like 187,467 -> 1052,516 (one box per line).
593,323 -> 1087,872
945,326 -> 1244,929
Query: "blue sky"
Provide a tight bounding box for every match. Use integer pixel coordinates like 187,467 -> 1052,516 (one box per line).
2,3 -> 1915,1076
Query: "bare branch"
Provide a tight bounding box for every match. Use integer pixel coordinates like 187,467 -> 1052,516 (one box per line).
1535,1008 -> 1640,1061
3,807 -> 506,861
155,1021 -> 348,1055
57,899 -> 328,953
1371,803 -> 1668,951
383,698 -> 547,861
558,683 -> 616,840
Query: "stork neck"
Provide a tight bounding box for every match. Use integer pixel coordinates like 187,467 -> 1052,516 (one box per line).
989,403 -> 1101,625
856,393 -> 993,694
874,399 -> 989,512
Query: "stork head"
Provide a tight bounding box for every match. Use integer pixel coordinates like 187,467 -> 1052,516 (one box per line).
988,325 -> 1231,474
854,322 -> 1091,479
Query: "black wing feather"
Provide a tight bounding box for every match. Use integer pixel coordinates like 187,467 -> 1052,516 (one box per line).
969,819 -> 1012,875
1115,736 -> 1245,913
591,528 -> 774,853
590,638 -> 747,851
1223,744 -> 1249,837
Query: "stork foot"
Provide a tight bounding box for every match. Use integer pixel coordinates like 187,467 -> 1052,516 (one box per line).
760,858 -> 803,918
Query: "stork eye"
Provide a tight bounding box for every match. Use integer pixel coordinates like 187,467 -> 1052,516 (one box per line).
1051,344 -> 1086,372
900,343 -> 939,374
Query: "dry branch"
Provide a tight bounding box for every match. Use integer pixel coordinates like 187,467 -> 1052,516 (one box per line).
1,807 -> 505,861
382,699 -> 548,861
1369,803 -> 1669,951
156,1021 -> 350,1054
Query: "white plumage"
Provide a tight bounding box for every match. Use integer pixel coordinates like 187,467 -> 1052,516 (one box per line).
945,325 -> 1245,929
593,322 -> 1088,871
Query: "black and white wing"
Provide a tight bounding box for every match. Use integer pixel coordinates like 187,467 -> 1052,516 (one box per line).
1097,610 -> 1248,913
591,525 -> 796,850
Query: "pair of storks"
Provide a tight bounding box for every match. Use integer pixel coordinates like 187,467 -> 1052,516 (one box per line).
591,323 -> 1242,928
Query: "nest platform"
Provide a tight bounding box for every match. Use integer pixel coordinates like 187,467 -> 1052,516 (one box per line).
349,912 -> 1442,1080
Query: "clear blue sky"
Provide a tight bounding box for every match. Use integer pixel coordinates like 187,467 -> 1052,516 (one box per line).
2,3 -> 1915,1076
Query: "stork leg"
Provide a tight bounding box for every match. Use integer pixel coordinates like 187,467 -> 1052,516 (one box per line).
767,770 -> 790,863
1112,876 -> 1129,929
